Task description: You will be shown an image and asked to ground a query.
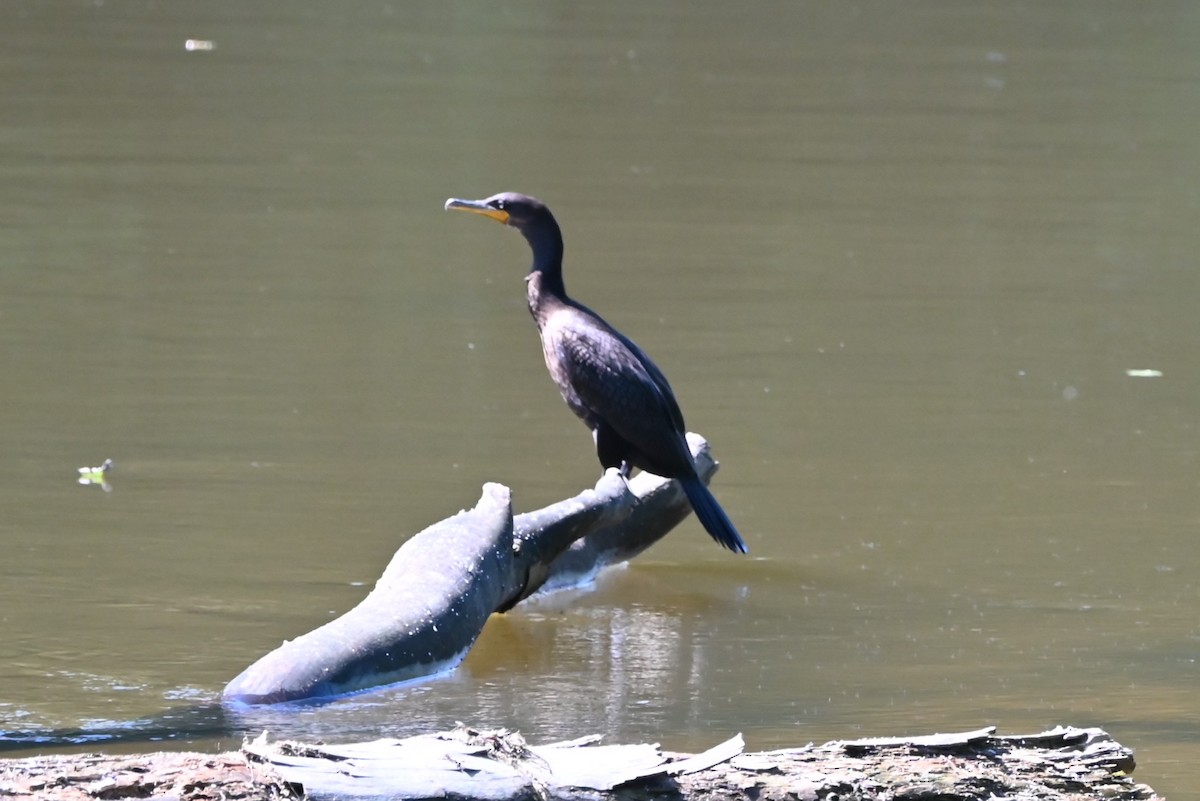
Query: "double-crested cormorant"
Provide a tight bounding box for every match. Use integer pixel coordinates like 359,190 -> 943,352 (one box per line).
445,192 -> 747,554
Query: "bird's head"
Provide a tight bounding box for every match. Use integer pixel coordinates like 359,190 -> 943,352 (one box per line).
444,192 -> 551,232
445,192 -> 565,279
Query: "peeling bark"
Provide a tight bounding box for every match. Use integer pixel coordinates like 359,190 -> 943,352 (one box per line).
0,726 -> 1161,801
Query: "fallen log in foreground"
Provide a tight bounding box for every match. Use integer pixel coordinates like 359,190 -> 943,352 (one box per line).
0,725 -> 1161,801
224,434 -> 720,705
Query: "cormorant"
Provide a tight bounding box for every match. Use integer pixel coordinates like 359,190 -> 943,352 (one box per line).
444,192 -> 747,554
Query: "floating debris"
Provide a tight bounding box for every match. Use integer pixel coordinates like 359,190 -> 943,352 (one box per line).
1125,369 -> 1163,378
77,459 -> 114,493
184,39 -> 215,51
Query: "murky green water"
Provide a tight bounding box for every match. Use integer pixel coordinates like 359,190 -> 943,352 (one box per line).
2,1 -> 1196,796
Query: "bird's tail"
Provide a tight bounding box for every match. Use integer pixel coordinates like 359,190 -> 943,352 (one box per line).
681,478 -> 748,554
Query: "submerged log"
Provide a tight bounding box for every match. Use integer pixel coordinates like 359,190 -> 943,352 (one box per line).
0,725 -> 1161,801
224,481 -> 522,704
223,434 -> 719,705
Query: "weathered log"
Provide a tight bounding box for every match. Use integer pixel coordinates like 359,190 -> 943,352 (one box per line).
0,750 -> 278,801
0,725 -> 1162,801
529,432 -> 720,590
223,435 -> 718,705
223,474 -> 632,704
223,481 -> 515,704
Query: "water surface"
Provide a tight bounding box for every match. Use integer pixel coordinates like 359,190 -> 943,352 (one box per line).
1,2 -> 1196,797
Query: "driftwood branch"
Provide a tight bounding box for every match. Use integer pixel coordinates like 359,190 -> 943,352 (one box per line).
0,726 -> 1161,801
223,434 -> 720,705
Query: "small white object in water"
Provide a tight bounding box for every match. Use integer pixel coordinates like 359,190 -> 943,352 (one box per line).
1125,369 -> 1163,378
77,459 -> 114,492
184,39 -> 215,51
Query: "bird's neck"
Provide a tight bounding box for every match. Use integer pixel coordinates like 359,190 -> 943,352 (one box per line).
520,224 -> 567,311
526,270 -> 569,325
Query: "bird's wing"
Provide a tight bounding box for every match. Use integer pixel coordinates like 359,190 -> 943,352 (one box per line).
606,327 -> 687,434
554,317 -> 688,448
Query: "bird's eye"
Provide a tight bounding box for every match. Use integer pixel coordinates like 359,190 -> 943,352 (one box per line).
495,199 -> 506,210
